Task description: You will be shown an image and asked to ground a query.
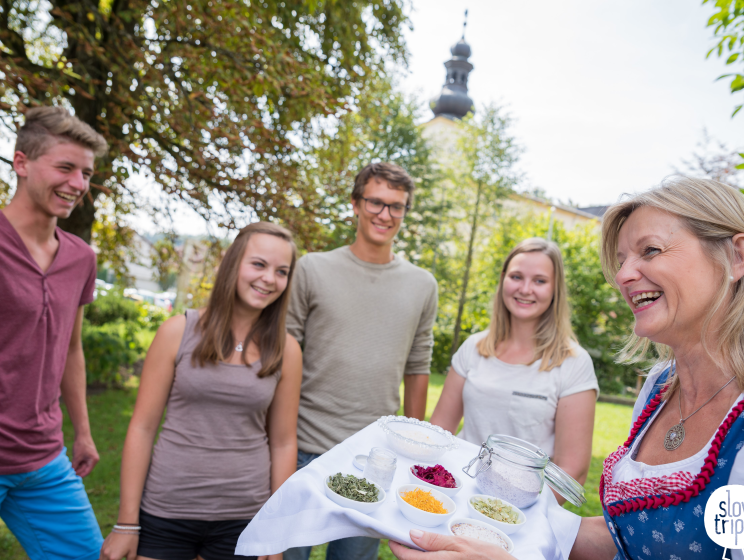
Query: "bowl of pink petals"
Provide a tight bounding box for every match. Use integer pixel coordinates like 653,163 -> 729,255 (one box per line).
408,463 -> 463,496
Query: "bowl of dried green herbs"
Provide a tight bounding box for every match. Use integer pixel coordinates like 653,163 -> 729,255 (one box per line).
325,473 -> 386,513
467,495 -> 526,535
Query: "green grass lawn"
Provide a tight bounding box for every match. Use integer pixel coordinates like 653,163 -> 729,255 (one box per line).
1,374 -> 632,559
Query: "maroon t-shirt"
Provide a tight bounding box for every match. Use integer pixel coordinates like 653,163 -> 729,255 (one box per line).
0,212 -> 96,474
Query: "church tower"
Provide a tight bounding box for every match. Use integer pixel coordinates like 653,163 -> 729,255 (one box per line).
430,12 -> 475,120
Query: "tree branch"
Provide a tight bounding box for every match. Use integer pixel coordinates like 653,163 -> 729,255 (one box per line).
158,37 -> 253,73
0,3 -> 30,61
0,154 -> 12,166
90,182 -> 112,194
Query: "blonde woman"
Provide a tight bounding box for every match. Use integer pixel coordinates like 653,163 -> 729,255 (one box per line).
431,238 -> 598,496
393,177 -> 744,560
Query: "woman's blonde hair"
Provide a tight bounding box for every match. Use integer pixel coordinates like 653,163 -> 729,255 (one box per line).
600,175 -> 744,394
193,222 -> 297,378
476,237 -> 577,370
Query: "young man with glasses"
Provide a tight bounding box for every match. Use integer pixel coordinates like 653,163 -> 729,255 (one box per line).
285,162 -> 438,560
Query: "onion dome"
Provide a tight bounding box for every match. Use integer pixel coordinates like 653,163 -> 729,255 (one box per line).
430,10 -> 475,119
431,14 -> 475,120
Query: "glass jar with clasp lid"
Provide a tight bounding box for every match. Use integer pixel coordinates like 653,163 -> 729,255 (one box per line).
462,434 -> 586,509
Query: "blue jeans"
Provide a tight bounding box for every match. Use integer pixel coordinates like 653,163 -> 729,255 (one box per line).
282,450 -> 380,560
0,448 -> 103,560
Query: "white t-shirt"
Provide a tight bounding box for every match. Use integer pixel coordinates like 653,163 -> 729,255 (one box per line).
451,331 -> 599,456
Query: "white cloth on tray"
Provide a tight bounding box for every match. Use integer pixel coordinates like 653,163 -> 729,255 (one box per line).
235,421 -> 582,560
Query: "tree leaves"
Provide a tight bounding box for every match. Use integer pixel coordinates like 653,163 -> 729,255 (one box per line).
0,0 -> 409,242
704,0 -> 744,116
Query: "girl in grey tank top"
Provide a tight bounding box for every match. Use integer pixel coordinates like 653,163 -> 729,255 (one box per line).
100,223 -> 303,560
140,308 -> 279,519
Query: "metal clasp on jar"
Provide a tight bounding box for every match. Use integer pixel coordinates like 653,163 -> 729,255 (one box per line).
462,442 -> 494,479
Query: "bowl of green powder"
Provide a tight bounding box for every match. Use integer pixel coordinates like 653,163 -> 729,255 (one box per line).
325,473 -> 386,514
467,495 -> 526,535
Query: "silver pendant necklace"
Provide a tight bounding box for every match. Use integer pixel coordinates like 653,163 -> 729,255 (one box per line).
664,375 -> 737,451
235,341 -> 243,352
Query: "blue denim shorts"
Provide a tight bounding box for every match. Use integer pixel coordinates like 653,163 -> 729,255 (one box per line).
0,448 -> 103,560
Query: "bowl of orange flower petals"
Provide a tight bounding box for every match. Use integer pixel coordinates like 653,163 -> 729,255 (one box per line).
395,484 -> 457,527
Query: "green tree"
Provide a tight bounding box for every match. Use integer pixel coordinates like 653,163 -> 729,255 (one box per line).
0,0 -> 409,243
151,232 -> 180,291
424,105 -> 521,357
0,176 -> 10,208
559,222 -> 639,394
90,197 -> 137,285
705,0 -> 744,115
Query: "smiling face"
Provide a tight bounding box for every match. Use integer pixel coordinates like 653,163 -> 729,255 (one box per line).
14,140 -> 95,219
501,251 -> 555,325
351,177 -> 408,248
615,206 -> 723,349
235,233 -> 293,312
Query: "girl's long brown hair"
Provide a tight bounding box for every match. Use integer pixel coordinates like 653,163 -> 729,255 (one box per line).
476,237 -> 577,370
192,222 -> 297,377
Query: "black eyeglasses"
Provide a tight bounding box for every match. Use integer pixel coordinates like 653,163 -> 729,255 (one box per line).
359,197 -> 410,219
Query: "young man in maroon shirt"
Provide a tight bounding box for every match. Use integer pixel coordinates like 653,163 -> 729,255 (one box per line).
0,107 -> 108,560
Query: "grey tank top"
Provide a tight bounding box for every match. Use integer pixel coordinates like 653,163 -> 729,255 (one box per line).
140,309 -> 280,520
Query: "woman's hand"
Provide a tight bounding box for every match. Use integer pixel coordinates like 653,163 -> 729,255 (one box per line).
99,531 -> 139,560
388,529 -> 513,560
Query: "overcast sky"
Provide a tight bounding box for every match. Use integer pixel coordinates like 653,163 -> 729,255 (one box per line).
400,0 -> 741,206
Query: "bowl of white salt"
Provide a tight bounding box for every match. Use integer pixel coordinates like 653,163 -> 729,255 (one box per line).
447,517 -> 514,553
376,416 -> 458,461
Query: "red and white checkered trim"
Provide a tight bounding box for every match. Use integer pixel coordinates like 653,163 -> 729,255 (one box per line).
600,385 -> 744,516
601,443 -> 695,505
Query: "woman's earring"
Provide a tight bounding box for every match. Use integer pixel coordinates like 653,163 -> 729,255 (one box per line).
730,275 -> 736,282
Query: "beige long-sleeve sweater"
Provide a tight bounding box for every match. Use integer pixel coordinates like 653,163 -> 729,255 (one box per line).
286,246 -> 438,454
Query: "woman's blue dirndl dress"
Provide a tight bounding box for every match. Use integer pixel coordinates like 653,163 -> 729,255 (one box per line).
600,368 -> 744,559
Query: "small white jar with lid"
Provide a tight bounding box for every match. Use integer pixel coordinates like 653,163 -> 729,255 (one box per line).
362,447 -> 397,491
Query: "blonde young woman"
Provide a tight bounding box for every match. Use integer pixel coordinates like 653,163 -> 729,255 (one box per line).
431,238 -> 598,496
100,222 -> 302,560
392,177 -> 744,560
